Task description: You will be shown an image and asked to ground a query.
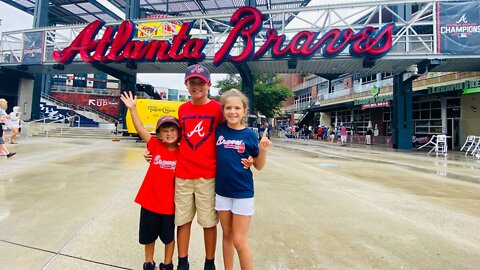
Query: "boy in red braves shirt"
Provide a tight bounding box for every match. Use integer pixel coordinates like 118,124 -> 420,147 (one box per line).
175,64 -> 223,270
121,91 -> 180,270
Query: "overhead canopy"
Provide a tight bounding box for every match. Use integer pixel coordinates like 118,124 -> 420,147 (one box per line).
1,0 -> 310,29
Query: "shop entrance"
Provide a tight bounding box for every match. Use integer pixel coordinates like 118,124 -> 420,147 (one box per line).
447,118 -> 460,150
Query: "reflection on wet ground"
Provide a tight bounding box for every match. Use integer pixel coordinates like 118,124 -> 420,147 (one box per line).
1,137 -> 479,269
276,138 -> 480,218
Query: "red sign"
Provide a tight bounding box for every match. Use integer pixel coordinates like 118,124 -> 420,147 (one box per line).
52,92 -> 120,117
361,101 -> 390,110
53,7 -> 395,66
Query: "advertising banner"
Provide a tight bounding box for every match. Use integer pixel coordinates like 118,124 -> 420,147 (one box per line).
51,92 -> 120,117
125,99 -> 184,134
22,31 -> 44,64
437,1 -> 480,54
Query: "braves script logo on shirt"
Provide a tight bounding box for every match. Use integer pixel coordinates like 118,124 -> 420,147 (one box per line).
153,155 -> 176,170
216,135 -> 245,153
182,115 -> 216,149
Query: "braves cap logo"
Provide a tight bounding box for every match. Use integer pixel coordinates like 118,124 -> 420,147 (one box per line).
191,65 -> 205,74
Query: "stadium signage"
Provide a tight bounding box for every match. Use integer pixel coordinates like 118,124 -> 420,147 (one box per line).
53,7 -> 395,66
427,79 -> 480,94
354,94 -> 393,106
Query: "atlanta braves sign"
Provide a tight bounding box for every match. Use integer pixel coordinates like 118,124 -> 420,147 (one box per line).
53,6 -> 395,66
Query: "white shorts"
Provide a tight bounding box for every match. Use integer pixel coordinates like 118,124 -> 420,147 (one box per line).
215,194 -> 254,216
341,135 -> 347,142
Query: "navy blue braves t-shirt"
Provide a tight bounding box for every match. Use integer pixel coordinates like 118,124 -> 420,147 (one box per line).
215,123 -> 259,198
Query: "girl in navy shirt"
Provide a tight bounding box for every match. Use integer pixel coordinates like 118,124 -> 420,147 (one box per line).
215,89 -> 272,270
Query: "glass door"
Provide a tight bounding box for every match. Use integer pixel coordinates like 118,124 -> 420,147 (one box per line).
447,118 -> 460,150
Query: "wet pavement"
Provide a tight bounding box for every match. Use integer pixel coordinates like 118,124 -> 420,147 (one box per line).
1,136 -> 480,269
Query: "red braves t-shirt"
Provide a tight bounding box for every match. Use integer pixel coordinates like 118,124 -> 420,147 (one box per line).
176,100 -> 223,179
135,137 -> 178,214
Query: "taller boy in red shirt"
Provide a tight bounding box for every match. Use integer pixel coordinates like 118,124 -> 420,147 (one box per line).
176,64 -> 223,270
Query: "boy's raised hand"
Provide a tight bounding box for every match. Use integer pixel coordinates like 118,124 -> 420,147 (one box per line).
120,91 -> 137,108
259,128 -> 272,151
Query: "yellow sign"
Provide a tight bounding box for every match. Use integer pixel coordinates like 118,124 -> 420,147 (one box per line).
125,99 -> 184,134
137,21 -> 182,38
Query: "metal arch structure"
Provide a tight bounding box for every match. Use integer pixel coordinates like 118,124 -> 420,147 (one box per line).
0,0 -> 479,76
107,0 -> 311,31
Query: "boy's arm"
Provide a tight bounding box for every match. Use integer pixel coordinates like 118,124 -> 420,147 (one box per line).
120,91 -> 152,143
254,128 -> 272,170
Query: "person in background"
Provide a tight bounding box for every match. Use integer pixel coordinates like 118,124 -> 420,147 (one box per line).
340,122 -> 348,146
366,126 -> 373,145
0,98 -> 15,158
8,106 -> 21,144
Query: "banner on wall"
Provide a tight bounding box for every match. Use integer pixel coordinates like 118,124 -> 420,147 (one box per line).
437,1 -> 480,54
22,32 -> 44,65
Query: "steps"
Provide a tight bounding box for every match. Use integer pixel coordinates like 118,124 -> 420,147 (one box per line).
43,126 -> 118,139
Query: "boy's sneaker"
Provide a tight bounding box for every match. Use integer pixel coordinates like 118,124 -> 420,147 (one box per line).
143,261 -> 156,270
6,152 -> 16,158
204,264 -> 216,270
177,263 -> 189,270
160,262 -> 174,270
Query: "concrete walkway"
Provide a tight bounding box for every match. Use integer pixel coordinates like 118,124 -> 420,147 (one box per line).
1,136 -> 479,269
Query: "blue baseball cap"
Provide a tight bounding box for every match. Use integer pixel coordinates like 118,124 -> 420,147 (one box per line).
184,64 -> 211,84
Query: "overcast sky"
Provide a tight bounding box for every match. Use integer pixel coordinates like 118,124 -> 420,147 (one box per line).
0,0 -> 369,93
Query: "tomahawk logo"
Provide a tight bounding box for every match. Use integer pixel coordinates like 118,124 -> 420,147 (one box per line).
456,14 -> 468,24
188,121 -> 205,137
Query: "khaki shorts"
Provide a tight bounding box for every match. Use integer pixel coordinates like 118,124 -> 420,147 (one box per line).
175,177 -> 218,228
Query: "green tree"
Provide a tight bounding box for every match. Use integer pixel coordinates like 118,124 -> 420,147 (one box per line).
216,74 -> 241,94
215,73 -> 291,118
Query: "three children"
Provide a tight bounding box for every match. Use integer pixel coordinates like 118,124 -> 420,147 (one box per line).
128,64 -> 271,270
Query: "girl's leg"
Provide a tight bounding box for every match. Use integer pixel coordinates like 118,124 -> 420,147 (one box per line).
218,211 -> 234,270
232,214 -> 252,270
164,240 -> 175,264
145,242 -> 155,263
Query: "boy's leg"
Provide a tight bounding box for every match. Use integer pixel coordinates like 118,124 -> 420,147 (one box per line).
175,177 -> 196,268
177,222 -> 192,258
195,178 -> 218,267
218,211 -> 234,270
203,225 -> 217,260
232,214 -> 253,270
164,240 -> 175,265
159,214 -> 175,265
145,242 -> 155,263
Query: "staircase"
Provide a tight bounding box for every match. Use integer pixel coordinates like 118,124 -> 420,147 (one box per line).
44,126 -> 118,139
40,102 -> 100,127
41,93 -> 118,127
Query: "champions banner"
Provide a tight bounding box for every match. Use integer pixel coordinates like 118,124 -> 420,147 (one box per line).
22,31 -> 44,64
437,1 -> 480,54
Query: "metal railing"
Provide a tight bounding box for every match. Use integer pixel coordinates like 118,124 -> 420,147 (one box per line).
51,85 -> 120,96
45,118 -> 68,138
23,116 -> 65,138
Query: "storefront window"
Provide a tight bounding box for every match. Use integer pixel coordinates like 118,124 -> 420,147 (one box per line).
431,109 -> 441,118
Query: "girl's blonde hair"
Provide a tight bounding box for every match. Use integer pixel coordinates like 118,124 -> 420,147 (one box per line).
220,88 -> 249,124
